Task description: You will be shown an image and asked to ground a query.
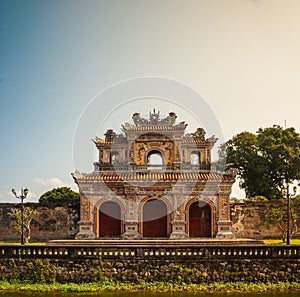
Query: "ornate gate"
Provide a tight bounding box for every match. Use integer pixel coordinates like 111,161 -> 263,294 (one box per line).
99,201 -> 121,237
189,201 -> 211,237
142,199 -> 168,237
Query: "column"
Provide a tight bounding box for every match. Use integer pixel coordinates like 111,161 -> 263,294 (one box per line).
216,193 -> 235,239
75,196 -> 96,239
121,195 -> 141,239
170,192 -> 188,239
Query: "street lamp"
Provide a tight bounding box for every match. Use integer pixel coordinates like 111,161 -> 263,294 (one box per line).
11,188 -> 29,245
286,184 -> 297,246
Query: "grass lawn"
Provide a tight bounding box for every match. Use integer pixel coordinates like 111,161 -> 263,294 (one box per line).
264,239 -> 300,245
0,241 -> 46,245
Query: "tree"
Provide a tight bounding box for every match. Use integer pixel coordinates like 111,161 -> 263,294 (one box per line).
39,187 -> 80,203
220,126 -> 300,199
266,195 -> 300,242
257,126 -> 300,191
9,207 -> 40,244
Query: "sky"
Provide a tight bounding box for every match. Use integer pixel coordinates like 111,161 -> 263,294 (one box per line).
1,0 -> 300,202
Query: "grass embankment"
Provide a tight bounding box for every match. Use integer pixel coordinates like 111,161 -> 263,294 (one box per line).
0,280 -> 300,293
263,239 -> 300,245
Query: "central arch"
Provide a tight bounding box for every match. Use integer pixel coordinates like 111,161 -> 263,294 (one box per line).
99,201 -> 121,237
190,151 -> 200,165
189,201 -> 212,237
147,150 -> 163,165
142,199 -> 168,238
146,149 -> 164,170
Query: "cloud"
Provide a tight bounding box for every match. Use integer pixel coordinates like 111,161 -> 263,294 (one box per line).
0,191 -> 38,203
8,191 -> 38,199
34,177 -> 68,188
33,177 -> 78,191
26,192 -> 38,199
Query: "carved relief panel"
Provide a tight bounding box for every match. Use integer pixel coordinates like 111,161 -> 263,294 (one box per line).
81,196 -> 89,220
220,196 -> 230,220
133,141 -> 175,165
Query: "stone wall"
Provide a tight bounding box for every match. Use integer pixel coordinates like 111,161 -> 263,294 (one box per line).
0,200 -> 298,241
1,258 -> 299,284
0,203 -> 79,241
230,200 -> 300,239
0,245 -> 299,283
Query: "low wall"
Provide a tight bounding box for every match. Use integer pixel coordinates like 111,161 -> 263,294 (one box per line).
0,203 -> 79,241
0,244 -> 299,283
230,200 -> 300,239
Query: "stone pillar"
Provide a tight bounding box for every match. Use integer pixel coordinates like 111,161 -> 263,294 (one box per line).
169,188 -> 188,239
122,220 -> 141,239
75,195 -> 96,239
121,193 -> 141,239
216,220 -> 234,239
170,220 -> 188,239
216,193 -> 234,239
173,141 -> 182,171
75,220 -> 96,239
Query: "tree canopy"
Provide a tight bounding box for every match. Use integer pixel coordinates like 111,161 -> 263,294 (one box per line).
220,125 -> 300,199
39,187 -> 80,203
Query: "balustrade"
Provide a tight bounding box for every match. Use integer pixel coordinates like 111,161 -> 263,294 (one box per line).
94,163 -> 212,173
0,245 -> 299,260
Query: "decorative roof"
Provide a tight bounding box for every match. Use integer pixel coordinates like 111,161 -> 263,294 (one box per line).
73,171 -> 233,182
93,109 -> 217,146
122,109 -> 187,131
183,135 -> 218,145
122,124 -> 187,131
134,109 -> 176,126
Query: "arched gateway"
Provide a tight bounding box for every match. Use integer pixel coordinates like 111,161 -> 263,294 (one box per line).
98,202 -> 121,237
73,109 -> 235,239
188,201 -> 212,237
142,199 -> 168,238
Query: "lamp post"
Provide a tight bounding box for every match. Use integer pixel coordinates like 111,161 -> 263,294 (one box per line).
286,184 -> 297,246
11,188 -> 29,245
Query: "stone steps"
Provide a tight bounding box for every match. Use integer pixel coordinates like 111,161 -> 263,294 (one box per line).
48,238 -> 264,247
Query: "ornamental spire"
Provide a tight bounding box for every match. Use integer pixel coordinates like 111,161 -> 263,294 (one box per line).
132,109 -> 178,126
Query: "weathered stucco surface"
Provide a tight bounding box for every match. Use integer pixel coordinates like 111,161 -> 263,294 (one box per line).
231,200 -> 300,239
0,203 -> 79,241
0,200 -> 298,241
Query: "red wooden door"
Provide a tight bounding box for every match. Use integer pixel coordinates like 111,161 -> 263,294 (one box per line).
189,202 -> 211,237
99,202 -> 121,237
143,199 -> 167,238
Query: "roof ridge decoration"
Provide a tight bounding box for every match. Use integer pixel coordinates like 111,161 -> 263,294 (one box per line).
121,109 -> 187,130
184,127 -> 218,145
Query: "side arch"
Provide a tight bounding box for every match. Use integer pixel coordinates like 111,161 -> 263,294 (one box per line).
185,198 -> 215,237
190,151 -> 200,165
94,198 -> 125,237
110,151 -> 120,165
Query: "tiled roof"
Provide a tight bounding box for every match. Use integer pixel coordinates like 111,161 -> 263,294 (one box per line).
74,172 -> 233,182
183,139 -> 209,144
